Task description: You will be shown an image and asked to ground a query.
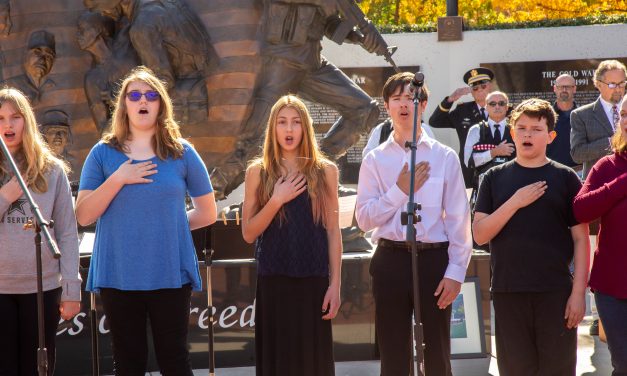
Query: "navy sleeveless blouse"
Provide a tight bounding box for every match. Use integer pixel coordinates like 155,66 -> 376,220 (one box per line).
256,191 -> 329,277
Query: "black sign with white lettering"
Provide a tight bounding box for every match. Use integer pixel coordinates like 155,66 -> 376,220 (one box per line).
481,58 -> 627,106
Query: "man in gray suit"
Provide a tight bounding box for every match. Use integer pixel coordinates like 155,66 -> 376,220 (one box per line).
570,60 -> 627,178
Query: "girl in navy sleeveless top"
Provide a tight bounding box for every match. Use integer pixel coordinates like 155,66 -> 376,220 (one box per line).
242,95 -> 341,376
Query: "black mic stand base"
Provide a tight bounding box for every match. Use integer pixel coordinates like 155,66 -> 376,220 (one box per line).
205,247 -> 216,376
34,227 -> 48,376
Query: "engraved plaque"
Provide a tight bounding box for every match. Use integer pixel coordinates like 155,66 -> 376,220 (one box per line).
438,16 -> 463,42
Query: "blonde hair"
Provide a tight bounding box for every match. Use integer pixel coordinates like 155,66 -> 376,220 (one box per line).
611,95 -> 627,153
250,95 -> 334,226
102,66 -> 183,160
0,87 -> 68,193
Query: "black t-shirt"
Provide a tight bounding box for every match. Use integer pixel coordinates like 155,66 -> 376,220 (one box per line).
475,160 -> 582,292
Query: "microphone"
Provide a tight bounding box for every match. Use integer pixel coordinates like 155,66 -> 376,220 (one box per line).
410,72 -> 424,90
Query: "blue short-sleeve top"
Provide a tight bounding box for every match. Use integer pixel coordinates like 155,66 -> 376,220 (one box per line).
79,139 -> 213,292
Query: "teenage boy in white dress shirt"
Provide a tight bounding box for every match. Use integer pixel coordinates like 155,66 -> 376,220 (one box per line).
356,72 -> 472,375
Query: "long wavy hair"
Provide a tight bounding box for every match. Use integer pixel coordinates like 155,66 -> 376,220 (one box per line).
249,95 -> 334,227
0,87 -> 68,193
102,66 -> 183,159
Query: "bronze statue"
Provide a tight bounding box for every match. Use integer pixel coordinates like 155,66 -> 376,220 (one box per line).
40,109 -> 73,159
4,30 -> 56,105
78,11 -> 139,134
2,0 -> 398,203
210,0 -> 392,199
83,0 -> 217,88
0,0 -> 11,36
84,0 -> 215,127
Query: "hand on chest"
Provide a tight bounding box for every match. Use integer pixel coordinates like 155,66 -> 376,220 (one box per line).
105,157 -> 187,198
387,153 -> 445,208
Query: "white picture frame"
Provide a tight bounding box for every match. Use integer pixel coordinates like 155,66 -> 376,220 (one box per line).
450,277 -> 486,358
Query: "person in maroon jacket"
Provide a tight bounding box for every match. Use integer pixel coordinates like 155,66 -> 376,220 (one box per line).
573,94 -> 627,376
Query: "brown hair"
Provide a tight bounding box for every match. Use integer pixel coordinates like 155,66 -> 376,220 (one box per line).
382,72 -> 429,104
509,98 -> 557,131
0,87 -> 68,193
249,95 -> 335,226
102,66 -> 183,160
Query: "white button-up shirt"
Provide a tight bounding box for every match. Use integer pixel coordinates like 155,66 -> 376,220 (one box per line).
356,131 -> 472,283
362,121 -> 435,158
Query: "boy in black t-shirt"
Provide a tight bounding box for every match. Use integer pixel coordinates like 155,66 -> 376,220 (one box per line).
473,99 -> 590,376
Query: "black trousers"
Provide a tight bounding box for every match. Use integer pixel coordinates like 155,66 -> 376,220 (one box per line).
100,285 -> 193,376
0,288 -> 62,376
493,290 -> 577,376
370,244 -> 452,376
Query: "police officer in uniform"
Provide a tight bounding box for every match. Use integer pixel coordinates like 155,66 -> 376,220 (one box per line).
429,67 -> 495,187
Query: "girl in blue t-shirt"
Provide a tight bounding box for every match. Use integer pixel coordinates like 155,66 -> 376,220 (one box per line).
242,95 -> 342,376
76,66 -> 217,374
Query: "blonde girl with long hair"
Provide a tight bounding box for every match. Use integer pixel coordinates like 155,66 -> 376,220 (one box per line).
75,66 -> 217,374
0,87 -> 81,374
242,94 -> 342,376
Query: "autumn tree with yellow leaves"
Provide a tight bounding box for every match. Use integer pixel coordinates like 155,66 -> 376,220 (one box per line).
359,0 -> 627,28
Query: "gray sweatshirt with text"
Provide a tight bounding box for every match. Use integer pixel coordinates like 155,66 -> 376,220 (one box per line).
0,163 -> 82,301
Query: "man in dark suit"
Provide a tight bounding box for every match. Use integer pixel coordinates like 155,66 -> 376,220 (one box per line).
571,60 -> 627,178
429,67 -> 494,187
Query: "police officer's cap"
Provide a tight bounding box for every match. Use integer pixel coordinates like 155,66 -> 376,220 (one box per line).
463,67 -> 494,86
41,109 -> 70,128
27,30 -> 56,56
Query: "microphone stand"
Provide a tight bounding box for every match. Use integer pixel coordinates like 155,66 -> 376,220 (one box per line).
0,136 -> 61,376
90,292 -> 100,376
205,226 -> 216,376
400,73 -> 426,376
